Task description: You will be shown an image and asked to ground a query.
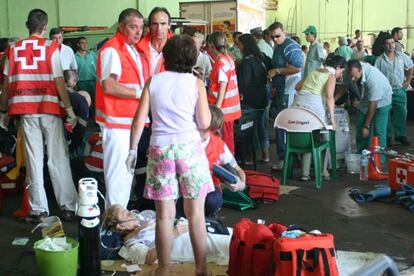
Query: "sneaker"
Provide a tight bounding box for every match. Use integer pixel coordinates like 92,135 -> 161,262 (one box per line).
300,175 -> 311,181
259,158 -> 270,163
62,210 -> 76,222
20,211 -> 48,224
271,160 -> 284,171
395,136 -> 410,146
323,174 -> 331,181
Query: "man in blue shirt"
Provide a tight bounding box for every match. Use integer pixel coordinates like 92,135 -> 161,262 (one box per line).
303,25 -> 325,77
375,34 -> 413,145
267,21 -> 304,170
343,60 -> 392,154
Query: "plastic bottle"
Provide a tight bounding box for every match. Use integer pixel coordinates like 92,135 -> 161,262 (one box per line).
360,151 -> 369,181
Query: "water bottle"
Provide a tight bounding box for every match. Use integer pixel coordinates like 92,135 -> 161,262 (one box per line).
360,151 -> 369,181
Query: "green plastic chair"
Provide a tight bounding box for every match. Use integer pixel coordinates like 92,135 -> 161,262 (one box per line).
274,107 -> 336,188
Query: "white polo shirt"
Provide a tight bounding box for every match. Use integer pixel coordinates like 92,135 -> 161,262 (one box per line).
60,44 -> 78,71
149,41 -> 164,76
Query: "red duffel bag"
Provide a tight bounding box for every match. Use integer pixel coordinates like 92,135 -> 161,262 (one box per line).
274,233 -> 339,276
228,219 -> 280,276
245,170 -> 280,202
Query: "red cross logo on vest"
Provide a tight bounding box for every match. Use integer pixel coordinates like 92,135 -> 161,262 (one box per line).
14,40 -> 45,70
396,168 -> 407,185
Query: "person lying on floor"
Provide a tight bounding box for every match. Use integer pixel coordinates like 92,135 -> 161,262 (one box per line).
103,204 -> 231,265
176,105 -> 246,218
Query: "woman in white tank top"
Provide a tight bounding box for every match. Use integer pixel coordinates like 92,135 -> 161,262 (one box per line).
127,35 -> 213,276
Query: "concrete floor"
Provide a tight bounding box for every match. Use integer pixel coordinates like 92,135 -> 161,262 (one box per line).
0,119 -> 414,275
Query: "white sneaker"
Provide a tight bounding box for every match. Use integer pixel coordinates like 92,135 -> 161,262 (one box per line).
271,160 -> 284,170
301,175 -> 311,181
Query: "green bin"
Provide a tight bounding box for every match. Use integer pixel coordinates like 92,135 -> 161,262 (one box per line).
33,238 -> 79,276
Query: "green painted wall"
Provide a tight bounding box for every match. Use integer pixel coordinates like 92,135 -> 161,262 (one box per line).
272,0 -> 413,52
0,0 -> 138,39
1,0 -> 413,51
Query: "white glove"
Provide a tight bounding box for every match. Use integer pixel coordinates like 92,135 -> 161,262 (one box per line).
126,149 -> 137,175
225,177 -> 245,192
65,107 -> 78,128
0,112 -> 9,130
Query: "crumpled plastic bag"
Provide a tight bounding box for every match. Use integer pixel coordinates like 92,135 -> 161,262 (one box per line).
34,237 -> 72,252
131,209 -> 156,225
31,216 -> 65,238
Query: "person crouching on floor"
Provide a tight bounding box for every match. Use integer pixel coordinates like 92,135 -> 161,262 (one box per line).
177,105 -> 246,218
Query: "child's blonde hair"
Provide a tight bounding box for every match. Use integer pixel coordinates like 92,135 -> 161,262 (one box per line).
102,204 -> 123,230
208,105 -> 224,133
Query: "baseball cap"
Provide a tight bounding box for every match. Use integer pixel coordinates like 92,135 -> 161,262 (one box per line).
250,27 -> 263,35
303,25 -> 317,35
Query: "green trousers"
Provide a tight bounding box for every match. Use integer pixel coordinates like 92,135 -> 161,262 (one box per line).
388,88 -> 407,139
356,105 -> 391,154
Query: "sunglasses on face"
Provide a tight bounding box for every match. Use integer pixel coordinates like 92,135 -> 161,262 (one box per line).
271,35 -> 281,39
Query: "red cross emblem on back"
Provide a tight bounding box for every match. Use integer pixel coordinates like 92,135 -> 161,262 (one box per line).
14,40 -> 46,70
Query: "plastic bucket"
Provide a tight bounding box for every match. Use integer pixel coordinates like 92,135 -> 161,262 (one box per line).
33,238 -> 79,276
345,153 -> 361,174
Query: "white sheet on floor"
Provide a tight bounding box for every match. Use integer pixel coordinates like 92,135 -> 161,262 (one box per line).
170,228 -> 232,265
118,228 -> 232,265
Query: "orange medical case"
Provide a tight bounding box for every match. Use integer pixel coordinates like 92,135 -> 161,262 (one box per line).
388,158 -> 414,190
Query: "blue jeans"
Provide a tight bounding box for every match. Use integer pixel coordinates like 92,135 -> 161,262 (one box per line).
274,93 -> 290,160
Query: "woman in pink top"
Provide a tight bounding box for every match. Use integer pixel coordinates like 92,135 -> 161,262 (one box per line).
127,35 -> 213,276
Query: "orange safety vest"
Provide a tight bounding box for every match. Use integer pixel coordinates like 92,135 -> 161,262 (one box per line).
205,132 -> 226,189
5,36 -> 64,116
95,32 -> 148,129
137,32 -> 174,76
84,133 -> 103,172
0,52 -> 5,86
208,53 -> 241,122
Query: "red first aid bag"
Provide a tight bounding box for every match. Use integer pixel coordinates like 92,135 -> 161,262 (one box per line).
228,219 -> 277,276
274,233 -> 339,276
0,155 -> 22,196
245,170 -> 280,201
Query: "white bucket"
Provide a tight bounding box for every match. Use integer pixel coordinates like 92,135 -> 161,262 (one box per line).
345,153 -> 361,174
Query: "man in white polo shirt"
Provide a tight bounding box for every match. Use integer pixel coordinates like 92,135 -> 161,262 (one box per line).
49,27 -> 77,71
